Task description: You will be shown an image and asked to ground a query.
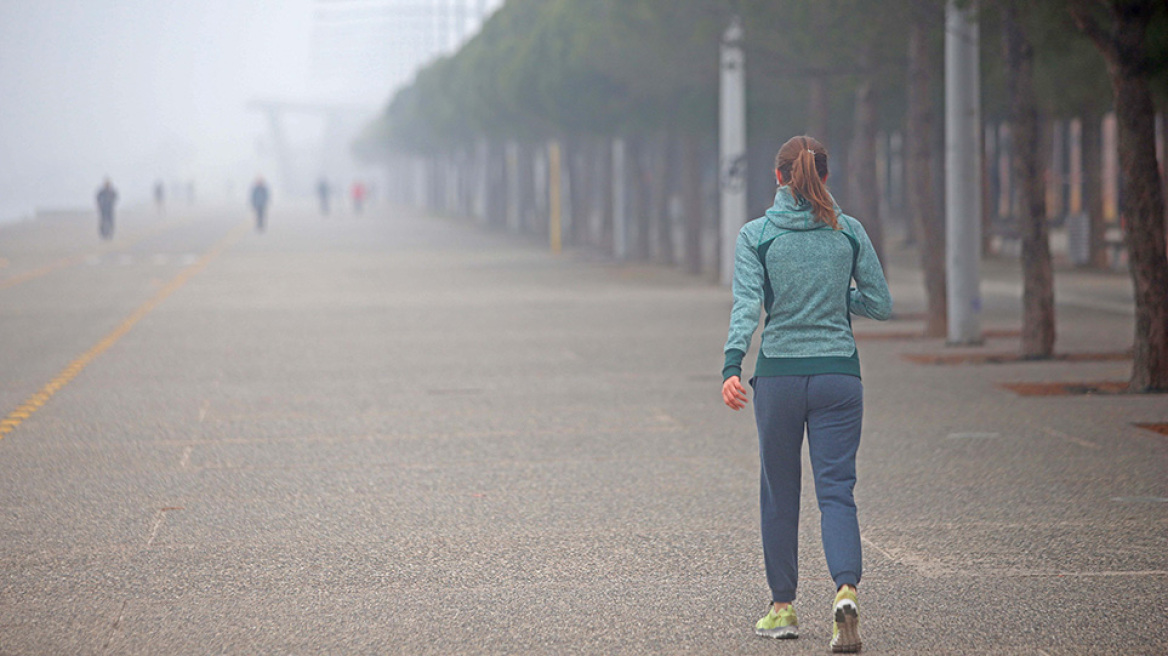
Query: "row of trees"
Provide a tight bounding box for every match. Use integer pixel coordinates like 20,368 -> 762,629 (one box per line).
356,0 -> 1168,391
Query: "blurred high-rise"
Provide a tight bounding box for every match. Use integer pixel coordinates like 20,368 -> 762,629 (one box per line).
310,0 -> 501,107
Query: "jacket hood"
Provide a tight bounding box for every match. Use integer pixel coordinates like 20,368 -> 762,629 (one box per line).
764,186 -> 841,231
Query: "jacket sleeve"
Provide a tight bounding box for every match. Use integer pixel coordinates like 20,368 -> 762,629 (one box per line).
723,225 -> 765,380
848,220 -> 893,321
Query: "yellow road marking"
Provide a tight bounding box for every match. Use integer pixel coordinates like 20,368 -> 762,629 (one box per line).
0,216 -> 197,291
0,222 -> 248,440
0,255 -> 84,290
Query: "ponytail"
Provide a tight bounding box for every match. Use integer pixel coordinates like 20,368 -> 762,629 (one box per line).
775,136 -> 839,230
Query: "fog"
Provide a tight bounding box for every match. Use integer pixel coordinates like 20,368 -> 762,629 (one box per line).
0,0 -> 497,222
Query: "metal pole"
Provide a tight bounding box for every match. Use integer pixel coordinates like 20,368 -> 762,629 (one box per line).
549,141 -> 563,254
945,0 -> 982,344
719,16 -> 748,286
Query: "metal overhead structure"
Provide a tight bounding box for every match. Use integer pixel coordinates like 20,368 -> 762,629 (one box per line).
250,1 -> 500,195
247,99 -> 373,195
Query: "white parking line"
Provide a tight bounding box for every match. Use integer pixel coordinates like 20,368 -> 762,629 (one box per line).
1043,427 -> 1101,450
947,432 -> 1000,440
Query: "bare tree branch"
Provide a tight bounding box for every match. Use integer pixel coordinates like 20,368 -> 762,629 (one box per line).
1067,0 -> 1118,65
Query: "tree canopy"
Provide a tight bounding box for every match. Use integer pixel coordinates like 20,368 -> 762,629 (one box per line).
357,0 -> 1145,158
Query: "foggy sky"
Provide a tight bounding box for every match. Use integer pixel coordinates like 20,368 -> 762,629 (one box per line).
0,1 -> 506,222
0,0 -> 316,220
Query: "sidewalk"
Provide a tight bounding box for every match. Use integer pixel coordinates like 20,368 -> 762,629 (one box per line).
0,205 -> 1163,654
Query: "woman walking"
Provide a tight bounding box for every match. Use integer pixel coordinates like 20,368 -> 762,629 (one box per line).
722,136 -> 891,653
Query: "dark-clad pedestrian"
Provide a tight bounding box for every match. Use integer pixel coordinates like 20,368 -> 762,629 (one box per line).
722,136 -> 892,653
153,180 -> 165,215
251,176 -> 270,232
96,178 -> 118,240
317,176 -> 331,216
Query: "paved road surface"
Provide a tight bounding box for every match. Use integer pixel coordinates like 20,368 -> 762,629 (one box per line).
1,205 -> 1164,654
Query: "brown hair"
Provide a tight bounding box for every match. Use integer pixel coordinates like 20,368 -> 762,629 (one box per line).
775,135 -> 838,229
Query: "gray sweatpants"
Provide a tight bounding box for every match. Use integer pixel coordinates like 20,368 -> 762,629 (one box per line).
752,374 -> 863,603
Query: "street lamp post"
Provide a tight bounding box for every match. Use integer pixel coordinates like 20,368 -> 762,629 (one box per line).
720,16 -> 747,286
945,0 -> 983,344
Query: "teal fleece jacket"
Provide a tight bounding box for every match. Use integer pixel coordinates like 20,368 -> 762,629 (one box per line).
723,187 -> 892,381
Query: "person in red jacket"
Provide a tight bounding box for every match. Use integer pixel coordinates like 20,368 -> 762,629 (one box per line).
351,180 -> 367,215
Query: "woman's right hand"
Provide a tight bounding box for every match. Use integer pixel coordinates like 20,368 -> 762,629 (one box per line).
722,375 -> 748,410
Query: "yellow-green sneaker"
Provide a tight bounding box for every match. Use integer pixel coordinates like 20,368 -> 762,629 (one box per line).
755,604 -> 799,639
830,587 -> 862,653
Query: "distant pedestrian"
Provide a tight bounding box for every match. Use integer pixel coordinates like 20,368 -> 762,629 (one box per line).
317,177 -> 331,216
95,178 -> 118,240
251,177 -> 270,232
153,180 -> 165,215
351,180 -> 366,215
722,136 -> 891,653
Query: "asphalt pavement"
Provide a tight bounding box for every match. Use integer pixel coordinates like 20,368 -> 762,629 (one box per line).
0,203 -> 1164,655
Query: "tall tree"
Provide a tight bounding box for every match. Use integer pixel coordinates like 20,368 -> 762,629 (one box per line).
1016,2 -> 1113,269
849,77 -> 885,267
1003,0 -> 1056,357
653,132 -> 677,266
907,0 -> 948,336
1069,0 -> 1168,391
682,134 -> 704,274
1082,114 -> 1109,268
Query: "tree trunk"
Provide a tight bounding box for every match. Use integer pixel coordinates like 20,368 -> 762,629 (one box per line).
565,137 -> 584,246
849,76 -> 885,268
1161,112 -> 1168,225
527,143 -> 540,234
1073,1 -> 1168,391
1004,0 -> 1056,359
900,127 -> 918,245
653,132 -> 676,266
1114,73 -> 1168,391
981,123 -> 995,256
908,9 -> 947,336
808,75 -> 829,141
517,144 -> 530,232
682,133 -> 703,275
582,140 -> 598,246
489,149 -> 498,222
581,140 -> 596,246
630,137 -> 652,262
601,138 -> 615,254
1081,112 -> 1108,268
